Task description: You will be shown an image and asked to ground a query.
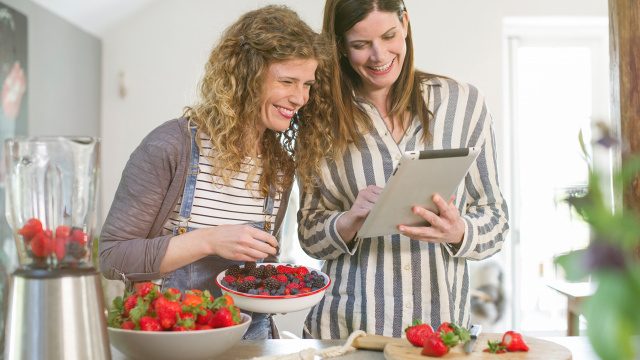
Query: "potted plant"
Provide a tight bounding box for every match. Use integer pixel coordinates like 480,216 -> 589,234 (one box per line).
556,128 -> 640,360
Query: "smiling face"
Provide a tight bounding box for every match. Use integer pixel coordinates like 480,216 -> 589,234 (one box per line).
343,9 -> 408,96
258,58 -> 318,134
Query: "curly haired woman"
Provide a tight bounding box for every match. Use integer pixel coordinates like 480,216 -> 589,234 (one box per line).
99,5 -> 332,339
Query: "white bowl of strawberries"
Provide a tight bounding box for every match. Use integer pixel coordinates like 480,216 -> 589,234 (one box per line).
107,283 -> 250,360
215,262 -> 331,314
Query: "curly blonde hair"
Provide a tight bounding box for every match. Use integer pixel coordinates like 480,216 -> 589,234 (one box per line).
185,5 -> 335,195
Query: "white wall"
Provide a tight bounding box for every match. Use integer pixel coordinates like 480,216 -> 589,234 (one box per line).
100,0 -> 607,336
100,0 -> 607,219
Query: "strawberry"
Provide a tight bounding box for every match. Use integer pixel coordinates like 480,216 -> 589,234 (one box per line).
156,298 -> 182,329
422,333 -> 449,357
501,331 -> 529,352
55,225 -> 71,239
30,230 -> 53,258
405,320 -> 434,347
195,324 -> 213,330
69,228 -> 87,245
174,312 -> 195,330
18,218 -> 43,240
139,316 -> 162,331
134,282 -> 156,297
123,294 -> 139,316
436,322 -> 454,334
197,309 -> 214,325
54,236 -> 67,262
163,287 -> 182,301
211,307 -> 235,328
275,274 -> 288,283
120,321 -> 135,330
182,293 -> 203,308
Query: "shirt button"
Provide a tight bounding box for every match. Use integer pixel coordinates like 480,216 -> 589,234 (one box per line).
404,264 -> 410,271
405,302 -> 412,309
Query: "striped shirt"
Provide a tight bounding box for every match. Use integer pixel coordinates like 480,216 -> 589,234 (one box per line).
163,138 -> 281,233
298,78 -> 509,339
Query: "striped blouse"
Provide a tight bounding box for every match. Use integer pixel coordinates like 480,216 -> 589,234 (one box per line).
163,137 -> 281,233
297,77 -> 509,339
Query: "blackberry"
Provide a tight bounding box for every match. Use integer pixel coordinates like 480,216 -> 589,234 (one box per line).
238,281 -> 253,293
312,276 -> 325,289
248,266 -> 264,279
66,242 -> 87,259
262,265 -> 277,278
226,265 -> 242,277
243,261 -> 257,275
264,277 -> 280,291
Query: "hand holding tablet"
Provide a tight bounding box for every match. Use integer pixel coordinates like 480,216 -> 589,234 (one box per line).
357,147 -> 480,238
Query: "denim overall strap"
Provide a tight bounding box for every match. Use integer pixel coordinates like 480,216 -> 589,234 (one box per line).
176,124 -> 199,234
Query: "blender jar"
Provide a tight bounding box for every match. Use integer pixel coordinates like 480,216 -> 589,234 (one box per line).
4,137 -> 99,270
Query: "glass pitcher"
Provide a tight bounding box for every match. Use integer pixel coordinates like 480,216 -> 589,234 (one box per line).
4,137 -> 99,270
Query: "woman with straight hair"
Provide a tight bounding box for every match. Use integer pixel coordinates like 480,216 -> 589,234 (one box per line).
298,0 -> 510,339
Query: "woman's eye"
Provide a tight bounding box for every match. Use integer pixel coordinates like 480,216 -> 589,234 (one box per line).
383,33 -> 395,40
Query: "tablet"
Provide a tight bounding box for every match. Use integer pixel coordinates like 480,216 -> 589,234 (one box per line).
357,147 -> 480,238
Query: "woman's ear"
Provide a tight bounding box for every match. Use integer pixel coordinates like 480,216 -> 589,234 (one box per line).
401,11 -> 409,38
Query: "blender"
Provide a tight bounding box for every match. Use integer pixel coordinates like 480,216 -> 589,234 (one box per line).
3,137 -> 110,360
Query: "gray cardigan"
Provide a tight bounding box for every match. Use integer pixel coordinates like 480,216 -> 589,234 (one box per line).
99,118 -> 292,282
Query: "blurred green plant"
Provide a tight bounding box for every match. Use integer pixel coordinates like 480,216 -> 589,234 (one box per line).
555,129 -> 640,360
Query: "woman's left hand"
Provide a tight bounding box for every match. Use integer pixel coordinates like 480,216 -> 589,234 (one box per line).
398,194 -> 465,245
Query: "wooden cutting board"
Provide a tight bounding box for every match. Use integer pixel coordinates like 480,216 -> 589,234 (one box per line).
352,333 -> 571,360
383,334 -> 571,360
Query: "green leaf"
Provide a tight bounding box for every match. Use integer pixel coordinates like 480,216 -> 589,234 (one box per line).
585,273 -> 639,360
578,130 -> 592,170
107,296 -> 124,328
554,250 -> 588,281
128,296 -> 149,327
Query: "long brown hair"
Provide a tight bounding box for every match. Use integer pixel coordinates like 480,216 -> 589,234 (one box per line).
184,5 -> 331,196
322,0 -> 436,149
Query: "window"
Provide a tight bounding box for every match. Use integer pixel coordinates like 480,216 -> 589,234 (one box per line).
503,17 -> 611,334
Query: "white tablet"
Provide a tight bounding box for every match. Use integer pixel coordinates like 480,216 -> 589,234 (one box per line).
357,147 -> 480,238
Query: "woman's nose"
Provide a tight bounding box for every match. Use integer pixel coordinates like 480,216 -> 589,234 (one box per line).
289,86 -> 308,106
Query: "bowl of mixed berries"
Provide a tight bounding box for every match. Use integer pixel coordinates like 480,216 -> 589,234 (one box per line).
215,262 -> 331,313
107,282 -> 250,360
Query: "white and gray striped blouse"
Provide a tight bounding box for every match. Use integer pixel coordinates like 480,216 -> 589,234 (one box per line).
297,77 -> 509,339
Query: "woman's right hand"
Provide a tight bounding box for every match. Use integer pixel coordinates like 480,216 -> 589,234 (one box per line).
336,185 -> 383,243
206,224 -> 278,262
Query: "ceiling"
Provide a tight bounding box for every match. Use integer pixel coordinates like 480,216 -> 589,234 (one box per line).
30,0 -> 156,38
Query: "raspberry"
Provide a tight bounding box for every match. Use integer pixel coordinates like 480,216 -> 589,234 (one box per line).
222,275 -> 236,284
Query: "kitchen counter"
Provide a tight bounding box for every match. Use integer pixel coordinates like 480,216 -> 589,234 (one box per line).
111,336 -> 602,359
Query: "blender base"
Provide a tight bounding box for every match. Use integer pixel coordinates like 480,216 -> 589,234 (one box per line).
4,267 -> 111,360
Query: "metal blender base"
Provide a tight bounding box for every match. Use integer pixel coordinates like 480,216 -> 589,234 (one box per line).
4,267 -> 111,360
